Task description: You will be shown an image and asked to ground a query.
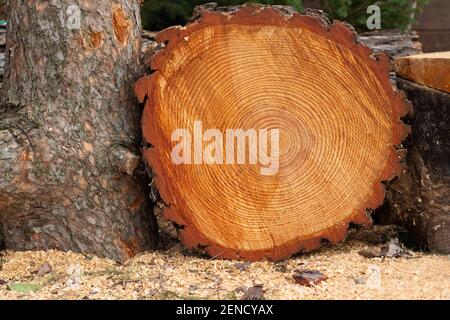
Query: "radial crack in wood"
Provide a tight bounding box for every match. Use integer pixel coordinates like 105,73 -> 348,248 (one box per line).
135,4 -> 411,261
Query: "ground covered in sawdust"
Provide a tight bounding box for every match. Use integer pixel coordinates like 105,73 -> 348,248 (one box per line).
0,238 -> 449,300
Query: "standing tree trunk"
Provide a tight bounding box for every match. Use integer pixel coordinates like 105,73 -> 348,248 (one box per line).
0,0 -> 157,261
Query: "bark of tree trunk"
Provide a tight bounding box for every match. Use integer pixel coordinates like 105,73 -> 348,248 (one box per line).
0,0 -> 157,261
357,30 -> 422,59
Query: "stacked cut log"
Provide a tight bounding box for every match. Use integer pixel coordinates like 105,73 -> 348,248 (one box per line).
357,30 -> 422,59
385,52 -> 450,253
139,22 -> 425,253
136,4 -> 411,260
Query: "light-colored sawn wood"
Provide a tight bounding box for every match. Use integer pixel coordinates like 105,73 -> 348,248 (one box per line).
395,51 -> 450,93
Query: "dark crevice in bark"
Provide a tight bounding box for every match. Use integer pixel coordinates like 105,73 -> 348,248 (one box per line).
0,224 -> 4,250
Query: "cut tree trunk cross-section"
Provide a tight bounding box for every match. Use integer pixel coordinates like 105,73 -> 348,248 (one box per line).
136,4 -> 411,261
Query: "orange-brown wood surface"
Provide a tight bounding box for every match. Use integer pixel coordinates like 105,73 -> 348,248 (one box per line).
395,52 -> 450,93
136,4 -> 411,261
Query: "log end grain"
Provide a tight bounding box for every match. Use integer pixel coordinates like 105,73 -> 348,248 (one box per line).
136,4 -> 411,260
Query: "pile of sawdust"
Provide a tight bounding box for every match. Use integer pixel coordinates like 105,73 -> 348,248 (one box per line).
0,240 -> 448,300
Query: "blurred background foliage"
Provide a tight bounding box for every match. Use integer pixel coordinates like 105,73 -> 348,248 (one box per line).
0,0 -> 430,32
323,0 -> 428,30
141,0 -> 428,31
141,0 -> 302,30
0,0 -> 6,21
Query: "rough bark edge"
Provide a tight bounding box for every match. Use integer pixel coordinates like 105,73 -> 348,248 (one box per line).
135,4 -> 412,261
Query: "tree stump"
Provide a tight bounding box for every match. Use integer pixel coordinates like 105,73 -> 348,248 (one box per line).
136,4 -> 410,260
